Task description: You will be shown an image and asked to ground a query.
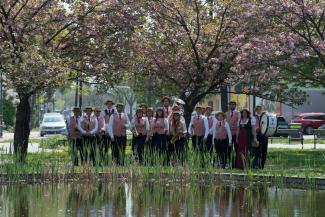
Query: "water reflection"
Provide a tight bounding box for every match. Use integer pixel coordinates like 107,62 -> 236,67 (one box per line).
0,182 -> 324,217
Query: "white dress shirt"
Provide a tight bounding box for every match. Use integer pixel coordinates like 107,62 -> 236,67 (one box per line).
188,115 -> 209,139
106,112 -> 130,139
77,115 -> 98,135
212,119 -> 232,144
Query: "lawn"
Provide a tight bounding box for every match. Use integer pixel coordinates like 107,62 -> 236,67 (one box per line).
0,144 -> 324,181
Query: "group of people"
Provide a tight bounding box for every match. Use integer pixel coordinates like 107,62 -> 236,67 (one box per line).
68,96 -> 268,169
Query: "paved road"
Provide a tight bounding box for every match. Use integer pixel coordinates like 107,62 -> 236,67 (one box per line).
1,132 -> 324,153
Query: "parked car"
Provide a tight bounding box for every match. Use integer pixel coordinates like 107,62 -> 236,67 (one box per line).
291,113 -> 325,135
274,116 -> 289,137
40,113 -> 68,137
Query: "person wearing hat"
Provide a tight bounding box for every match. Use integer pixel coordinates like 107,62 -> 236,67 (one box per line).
101,99 -> 116,157
168,111 -> 187,165
94,107 -> 107,165
226,101 -> 240,167
162,96 -> 172,118
212,111 -> 232,169
139,103 -> 148,117
146,107 -> 154,148
107,103 -> 130,165
253,105 -> 268,169
77,106 -> 98,165
131,108 -> 150,164
152,107 -> 169,160
205,106 -> 215,157
235,109 -> 257,169
188,106 -> 209,158
68,107 -> 82,166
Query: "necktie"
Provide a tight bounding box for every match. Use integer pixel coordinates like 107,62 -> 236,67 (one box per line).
119,113 -> 122,120
231,111 -> 233,118
219,122 -> 221,127
167,107 -> 169,116
197,116 -> 199,120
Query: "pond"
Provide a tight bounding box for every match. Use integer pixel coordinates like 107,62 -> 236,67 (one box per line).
0,182 -> 324,217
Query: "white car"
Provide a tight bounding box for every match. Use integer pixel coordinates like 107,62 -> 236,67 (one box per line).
40,113 -> 68,137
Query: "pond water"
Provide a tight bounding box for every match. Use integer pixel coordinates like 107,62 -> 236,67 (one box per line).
0,182 -> 324,217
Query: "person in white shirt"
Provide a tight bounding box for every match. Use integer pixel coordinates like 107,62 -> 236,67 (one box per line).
188,106 -> 209,167
205,106 -> 215,157
188,106 -> 209,151
131,108 -> 150,164
106,103 -> 130,165
212,111 -> 232,169
101,99 -> 115,161
77,106 -> 98,165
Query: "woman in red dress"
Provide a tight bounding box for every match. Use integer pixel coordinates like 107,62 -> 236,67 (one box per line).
235,109 -> 257,169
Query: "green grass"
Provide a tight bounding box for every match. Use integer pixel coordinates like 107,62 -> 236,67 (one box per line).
0,143 -> 324,183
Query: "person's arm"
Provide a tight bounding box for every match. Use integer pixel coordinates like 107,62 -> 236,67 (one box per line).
236,119 -> 240,142
182,121 -> 187,135
77,117 -> 86,134
90,117 -> 98,135
212,119 -> 217,145
164,118 -> 169,134
125,115 -> 131,130
251,117 -> 257,141
100,110 -> 106,118
203,117 -> 209,140
145,118 -> 150,141
188,118 -> 193,136
108,115 -> 114,139
225,122 -> 232,145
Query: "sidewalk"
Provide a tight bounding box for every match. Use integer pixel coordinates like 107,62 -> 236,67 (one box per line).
0,131 -> 40,142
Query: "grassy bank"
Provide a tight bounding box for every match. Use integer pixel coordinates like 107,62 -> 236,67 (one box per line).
0,145 -> 324,182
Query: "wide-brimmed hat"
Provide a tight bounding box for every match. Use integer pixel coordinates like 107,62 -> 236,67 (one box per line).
116,103 -> 124,108
161,96 -> 171,102
255,105 -> 263,110
139,103 -> 148,108
94,107 -> 101,112
72,107 -> 81,112
205,106 -> 213,110
172,105 -> 181,111
173,111 -> 182,115
136,107 -> 143,112
84,106 -> 93,112
105,99 -> 114,105
215,111 -> 226,118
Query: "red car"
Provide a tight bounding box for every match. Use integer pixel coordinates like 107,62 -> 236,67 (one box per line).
291,113 -> 325,134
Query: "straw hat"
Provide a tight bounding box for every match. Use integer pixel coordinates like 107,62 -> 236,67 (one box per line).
105,99 -> 114,105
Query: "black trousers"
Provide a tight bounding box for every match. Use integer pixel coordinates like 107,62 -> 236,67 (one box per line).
101,134 -> 111,163
192,135 -> 204,152
214,138 -> 229,169
132,134 -> 147,164
112,136 -> 127,165
168,137 -> 187,165
153,133 -> 167,154
82,135 -> 96,165
257,134 -> 268,169
229,134 -> 238,168
205,134 -> 213,155
70,138 -> 82,166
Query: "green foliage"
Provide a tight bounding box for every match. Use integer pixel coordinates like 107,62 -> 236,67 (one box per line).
3,94 -> 15,130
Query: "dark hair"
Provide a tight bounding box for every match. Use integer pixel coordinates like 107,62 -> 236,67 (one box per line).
240,109 -> 251,119
155,108 -> 164,120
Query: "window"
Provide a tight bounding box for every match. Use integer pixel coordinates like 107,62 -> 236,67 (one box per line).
43,117 -> 64,123
303,116 -> 325,120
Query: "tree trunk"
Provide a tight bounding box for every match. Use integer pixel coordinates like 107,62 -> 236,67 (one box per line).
221,85 -> 228,112
13,94 -> 31,162
183,101 -> 197,127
